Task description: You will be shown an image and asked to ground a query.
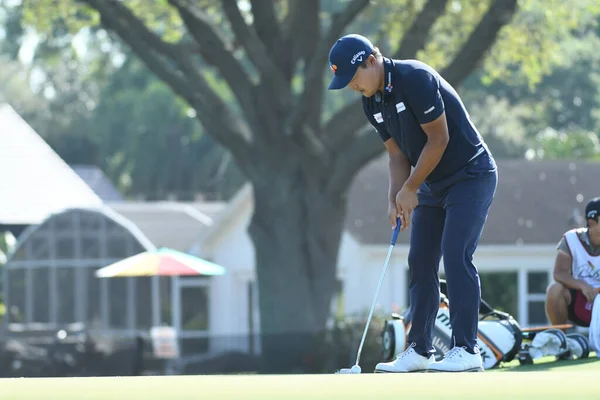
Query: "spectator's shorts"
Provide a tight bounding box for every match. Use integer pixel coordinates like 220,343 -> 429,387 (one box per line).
568,289 -> 593,327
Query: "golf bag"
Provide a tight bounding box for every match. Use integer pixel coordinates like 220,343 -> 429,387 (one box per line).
381,281 -> 523,370
380,280 -> 592,368
520,330 -> 590,363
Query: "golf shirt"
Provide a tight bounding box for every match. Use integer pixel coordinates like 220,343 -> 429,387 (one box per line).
362,58 -> 485,184
558,228 -> 600,257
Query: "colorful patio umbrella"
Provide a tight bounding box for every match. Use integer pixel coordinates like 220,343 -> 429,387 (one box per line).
95,247 -> 226,278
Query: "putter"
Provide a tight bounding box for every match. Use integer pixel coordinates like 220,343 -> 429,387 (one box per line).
337,218 -> 401,374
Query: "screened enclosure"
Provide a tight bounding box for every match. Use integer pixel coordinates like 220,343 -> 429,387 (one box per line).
2,207 -> 175,334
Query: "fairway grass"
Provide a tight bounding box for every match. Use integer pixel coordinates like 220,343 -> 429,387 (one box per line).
1,357 -> 599,400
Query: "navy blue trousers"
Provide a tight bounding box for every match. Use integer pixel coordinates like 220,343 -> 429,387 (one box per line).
406,150 -> 497,355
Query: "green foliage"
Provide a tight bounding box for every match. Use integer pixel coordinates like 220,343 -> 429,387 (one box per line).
53,54 -> 244,200
373,0 -> 600,89
21,0 -> 98,32
19,0 -> 597,102
482,0 -> 600,88
118,0 -> 185,43
91,57 -> 222,199
526,128 -> 600,160
6,0 -> 600,187
461,17 -> 600,161
415,0 -> 491,71
325,0 -> 600,128
0,56 -> 49,120
465,95 -> 529,158
479,272 -> 518,317
1,1 -> 243,200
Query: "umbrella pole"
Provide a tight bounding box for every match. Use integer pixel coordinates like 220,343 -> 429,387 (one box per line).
152,276 -> 161,326
171,276 -> 180,331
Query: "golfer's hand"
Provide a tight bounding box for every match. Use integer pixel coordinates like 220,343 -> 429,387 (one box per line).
388,201 -> 399,229
580,283 -> 598,304
395,186 -> 418,231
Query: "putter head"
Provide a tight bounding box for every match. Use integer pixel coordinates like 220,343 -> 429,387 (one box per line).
336,365 -> 361,374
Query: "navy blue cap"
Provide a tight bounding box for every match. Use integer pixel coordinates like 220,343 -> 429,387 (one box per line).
327,34 -> 374,90
586,197 -> 600,221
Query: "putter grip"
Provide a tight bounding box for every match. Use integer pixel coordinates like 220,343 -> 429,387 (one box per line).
391,218 -> 401,246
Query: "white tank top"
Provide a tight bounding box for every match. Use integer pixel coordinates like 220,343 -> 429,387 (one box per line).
564,229 -> 600,289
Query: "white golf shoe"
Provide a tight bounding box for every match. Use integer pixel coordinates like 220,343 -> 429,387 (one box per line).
427,346 -> 484,372
375,344 -> 434,373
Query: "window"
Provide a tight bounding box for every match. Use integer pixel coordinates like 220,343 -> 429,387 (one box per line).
528,301 -> 548,326
108,278 -> 128,328
86,267 -> 103,328
7,269 -> 26,323
56,236 -> 75,259
528,272 -> 549,294
81,236 -> 100,259
135,277 -> 153,329
107,235 -> 129,259
160,277 -> 172,324
4,210 -> 156,332
27,236 -> 49,260
479,272 -> 518,317
32,268 -> 50,322
53,214 -> 74,231
56,267 -> 76,323
526,271 -> 550,326
80,212 -> 102,233
180,285 -> 209,331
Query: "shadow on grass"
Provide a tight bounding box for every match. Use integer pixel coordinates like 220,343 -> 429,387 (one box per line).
494,355 -> 600,372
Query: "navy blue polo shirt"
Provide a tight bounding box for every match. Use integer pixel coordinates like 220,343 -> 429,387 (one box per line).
362,58 -> 485,184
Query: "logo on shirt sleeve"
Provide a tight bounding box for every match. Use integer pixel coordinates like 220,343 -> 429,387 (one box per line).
396,102 -> 406,113
424,106 -> 435,114
373,112 -> 383,123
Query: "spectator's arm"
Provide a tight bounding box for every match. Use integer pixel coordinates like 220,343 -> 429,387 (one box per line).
553,250 -> 586,290
556,237 -> 571,257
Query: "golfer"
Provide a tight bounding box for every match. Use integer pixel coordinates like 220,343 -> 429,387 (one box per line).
328,34 -> 497,372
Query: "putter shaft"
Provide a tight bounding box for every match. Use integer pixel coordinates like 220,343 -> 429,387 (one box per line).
354,242 -> 395,365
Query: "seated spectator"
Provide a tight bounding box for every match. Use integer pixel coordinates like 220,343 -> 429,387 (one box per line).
546,197 -> 600,328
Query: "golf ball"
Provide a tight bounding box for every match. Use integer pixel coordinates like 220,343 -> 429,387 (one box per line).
351,365 -> 361,373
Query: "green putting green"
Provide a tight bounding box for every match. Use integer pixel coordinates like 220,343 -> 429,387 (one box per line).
1,356 -> 598,400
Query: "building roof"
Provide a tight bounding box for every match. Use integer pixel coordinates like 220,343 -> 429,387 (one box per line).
0,104 -> 102,227
108,201 -> 227,252
345,156 -> 600,245
71,164 -> 125,202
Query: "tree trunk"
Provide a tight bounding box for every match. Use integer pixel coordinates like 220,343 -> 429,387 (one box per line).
248,167 -> 347,373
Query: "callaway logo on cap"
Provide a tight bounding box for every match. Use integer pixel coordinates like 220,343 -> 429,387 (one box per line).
585,197 -> 600,221
327,34 -> 374,90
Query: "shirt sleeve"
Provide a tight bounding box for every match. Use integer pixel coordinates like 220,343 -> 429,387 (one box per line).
362,98 -> 391,142
402,69 -> 445,125
557,236 -> 571,257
